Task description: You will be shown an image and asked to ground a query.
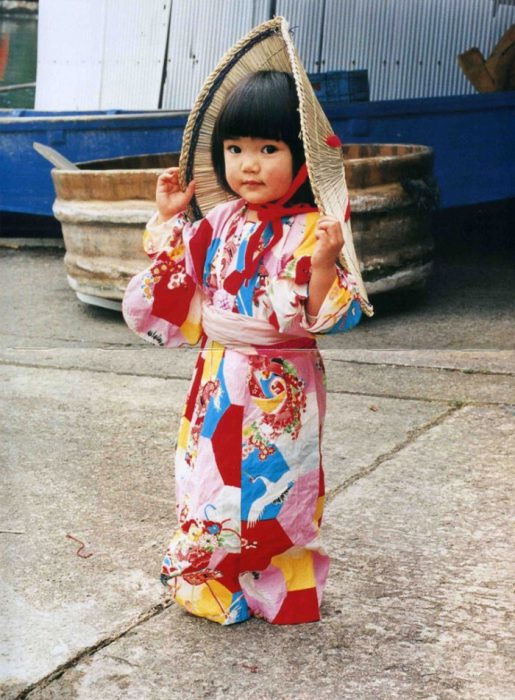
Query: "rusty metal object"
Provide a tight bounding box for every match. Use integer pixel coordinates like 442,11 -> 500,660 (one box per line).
51,145 -> 437,305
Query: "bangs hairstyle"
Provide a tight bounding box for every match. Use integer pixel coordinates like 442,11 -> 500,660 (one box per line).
211,70 -> 315,206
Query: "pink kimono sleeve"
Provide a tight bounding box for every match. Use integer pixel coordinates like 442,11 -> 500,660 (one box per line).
267,212 -> 363,335
122,211 -> 213,347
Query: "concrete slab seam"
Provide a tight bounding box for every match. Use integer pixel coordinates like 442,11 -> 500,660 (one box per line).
326,357 -> 515,377
327,390 -> 470,404
325,403 -> 465,505
0,360 -> 511,406
3,353 -> 514,378
0,338 -> 136,348
15,598 -> 175,700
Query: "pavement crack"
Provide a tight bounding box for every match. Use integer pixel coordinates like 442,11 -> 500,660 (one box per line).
326,388 -> 447,403
102,654 -> 141,668
0,334 -> 137,348
17,597 -> 175,699
326,357 -> 515,377
1,359 -> 509,405
325,387 -> 502,406
0,359 -> 192,382
326,403 -> 465,504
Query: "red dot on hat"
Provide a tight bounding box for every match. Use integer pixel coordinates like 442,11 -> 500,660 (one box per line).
325,134 -> 342,148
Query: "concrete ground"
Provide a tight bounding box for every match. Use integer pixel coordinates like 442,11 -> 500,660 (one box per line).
1,239 -> 514,700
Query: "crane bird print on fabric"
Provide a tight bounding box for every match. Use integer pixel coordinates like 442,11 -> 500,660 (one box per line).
122,200 -> 364,624
245,472 -> 295,528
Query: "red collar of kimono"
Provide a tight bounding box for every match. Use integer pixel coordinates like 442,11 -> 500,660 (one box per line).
223,164 -> 318,295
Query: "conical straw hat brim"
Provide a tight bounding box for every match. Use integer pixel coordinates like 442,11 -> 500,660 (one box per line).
179,16 -> 373,316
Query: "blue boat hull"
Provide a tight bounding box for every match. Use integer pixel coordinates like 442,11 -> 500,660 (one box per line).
1,92 -> 513,217
0,110 -> 187,216
326,91 -> 515,209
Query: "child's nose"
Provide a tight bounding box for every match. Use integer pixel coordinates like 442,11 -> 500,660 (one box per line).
242,155 -> 259,172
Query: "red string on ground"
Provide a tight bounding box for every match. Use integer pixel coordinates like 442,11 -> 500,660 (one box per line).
66,533 -> 93,558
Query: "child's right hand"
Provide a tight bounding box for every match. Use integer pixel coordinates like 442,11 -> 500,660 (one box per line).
156,167 -> 195,223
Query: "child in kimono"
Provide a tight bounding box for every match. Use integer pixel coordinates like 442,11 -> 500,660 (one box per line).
123,68 -> 369,626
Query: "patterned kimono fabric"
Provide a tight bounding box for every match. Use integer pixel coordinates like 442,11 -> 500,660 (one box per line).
122,195 -> 363,625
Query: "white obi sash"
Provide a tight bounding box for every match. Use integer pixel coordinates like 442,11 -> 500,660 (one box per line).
201,300 -> 314,352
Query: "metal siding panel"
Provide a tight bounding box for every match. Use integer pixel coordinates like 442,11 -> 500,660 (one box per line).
35,0 -> 515,111
320,0 -> 515,101
160,1 -> 195,110
276,0 -> 325,72
443,0 -> 489,96
493,2 -> 515,27
99,0 -> 172,110
490,4 -> 515,55
396,0 -> 511,98
35,0 -> 106,109
393,0 -> 424,99
322,0 -> 400,101
161,0 -> 270,110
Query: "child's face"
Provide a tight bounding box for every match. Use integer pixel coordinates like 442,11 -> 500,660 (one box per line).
223,137 -> 293,204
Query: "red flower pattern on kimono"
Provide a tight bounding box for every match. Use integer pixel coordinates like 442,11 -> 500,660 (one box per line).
123,200 -> 364,626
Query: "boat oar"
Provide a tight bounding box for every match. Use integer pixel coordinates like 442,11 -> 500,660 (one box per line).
33,141 -> 79,170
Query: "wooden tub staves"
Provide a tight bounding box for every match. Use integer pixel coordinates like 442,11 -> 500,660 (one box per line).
52,153 -> 179,309
51,145 -> 437,308
342,143 -> 437,294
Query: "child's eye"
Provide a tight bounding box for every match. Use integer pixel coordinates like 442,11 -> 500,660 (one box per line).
226,145 -> 241,154
262,145 -> 278,154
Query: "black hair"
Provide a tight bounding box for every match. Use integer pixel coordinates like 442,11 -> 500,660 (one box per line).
211,70 -> 315,206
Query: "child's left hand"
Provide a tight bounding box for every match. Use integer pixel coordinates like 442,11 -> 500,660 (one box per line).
312,215 -> 344,270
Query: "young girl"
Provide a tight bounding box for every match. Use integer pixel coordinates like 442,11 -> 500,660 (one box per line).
123,69 -> 366,626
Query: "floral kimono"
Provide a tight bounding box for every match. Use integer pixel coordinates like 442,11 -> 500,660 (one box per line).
122,198 -> 363,625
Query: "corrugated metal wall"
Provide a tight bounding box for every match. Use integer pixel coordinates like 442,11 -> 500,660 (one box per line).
99,0 -> 172,109
318,0 -> 515,100
36,0 -> 171,110
35,0 -> 515,110
161,0 -> 269,110
275,0 -> 325,72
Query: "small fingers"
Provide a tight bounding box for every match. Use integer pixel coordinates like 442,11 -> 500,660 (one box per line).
316,214 -> 339,228
315,223 -> 343,242
316,225 -> 338,236
184,179 -> 196,203
157,168 -> 179,183
317,216 -> 340,228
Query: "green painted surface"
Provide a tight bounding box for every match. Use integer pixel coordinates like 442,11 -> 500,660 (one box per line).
0,13 -> 37,108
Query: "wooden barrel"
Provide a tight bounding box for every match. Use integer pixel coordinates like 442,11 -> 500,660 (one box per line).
342,143 -> 437,294
52,153 -> 179,308
51,145 -> 437,306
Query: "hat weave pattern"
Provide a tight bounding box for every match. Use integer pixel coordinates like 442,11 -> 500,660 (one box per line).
179,17 -> 373,317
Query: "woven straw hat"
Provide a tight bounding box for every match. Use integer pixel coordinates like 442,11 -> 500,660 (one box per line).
178,16 -> 373,317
